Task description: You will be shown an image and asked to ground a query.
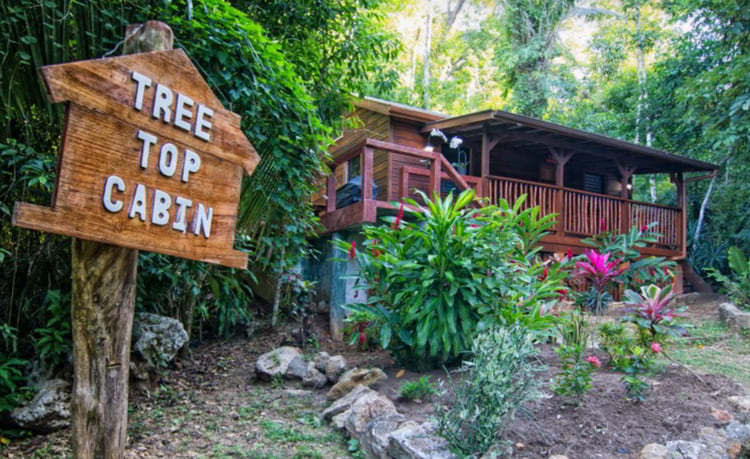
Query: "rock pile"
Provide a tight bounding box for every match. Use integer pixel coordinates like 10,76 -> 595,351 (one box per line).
321,384 -> 455,459
638,395 -> 750,459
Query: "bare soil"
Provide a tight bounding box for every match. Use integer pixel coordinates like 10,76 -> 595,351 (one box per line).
3,293 -> 749,458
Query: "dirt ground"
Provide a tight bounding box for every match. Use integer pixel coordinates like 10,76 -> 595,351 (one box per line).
3,293 -> 749,458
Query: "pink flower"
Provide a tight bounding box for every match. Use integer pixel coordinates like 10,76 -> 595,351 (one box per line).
640,224 -> 649,232
557,289 -> 569,298
651,342 -> 661,353
586,356 -> 602,368
567,248 -> 573,260
393,205 -> 405,229
349,241 -> 357,259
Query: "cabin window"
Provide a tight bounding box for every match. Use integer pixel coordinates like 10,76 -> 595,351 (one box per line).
348,156 -> 360,180
583,173 -> 603,194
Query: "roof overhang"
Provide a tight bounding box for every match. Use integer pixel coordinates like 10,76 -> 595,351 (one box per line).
422,110 -> 718,173
358,96 -> 448,123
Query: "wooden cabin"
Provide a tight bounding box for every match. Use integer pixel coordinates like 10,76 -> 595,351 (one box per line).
315,97 -> 718,292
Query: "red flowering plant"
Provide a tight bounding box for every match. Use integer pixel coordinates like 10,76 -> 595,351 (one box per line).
574,249 -> 625,315
553,310 -> 599,404
583,222 -> 675,292
622,283 -> 690,346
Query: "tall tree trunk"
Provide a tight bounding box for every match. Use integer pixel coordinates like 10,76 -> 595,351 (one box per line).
70,21 -> 172,459
692,174 -> 716,252
423,4 -> 432,110
632,2 -> 658,203
410,29 -> 421,89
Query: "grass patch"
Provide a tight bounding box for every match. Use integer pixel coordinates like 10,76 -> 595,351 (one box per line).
666,319 -> 750,388
261,420 -> 317,443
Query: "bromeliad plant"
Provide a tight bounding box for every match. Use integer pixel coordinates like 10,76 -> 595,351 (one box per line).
335,189 -> 563,369
574,249 -> 624,315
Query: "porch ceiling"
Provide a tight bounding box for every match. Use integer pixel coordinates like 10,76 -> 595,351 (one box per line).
421,110 -> 718,174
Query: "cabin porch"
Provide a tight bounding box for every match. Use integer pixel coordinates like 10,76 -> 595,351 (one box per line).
317,137 -> 690,261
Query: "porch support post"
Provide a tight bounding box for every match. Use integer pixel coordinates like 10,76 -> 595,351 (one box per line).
616,162 -> 637,233
362,147 -> 374,201
429,154 -> 441,198
481,129 -> 490,178
480,129 -> 501,178
673,172 -> 687,259
326,173 -> 337,213
548,147 -> 574,235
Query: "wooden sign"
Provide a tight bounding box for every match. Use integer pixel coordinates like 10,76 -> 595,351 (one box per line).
12,49 -> 259,269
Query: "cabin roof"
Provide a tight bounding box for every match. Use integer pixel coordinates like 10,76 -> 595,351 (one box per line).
421,109 -> 717,173
358,96 -> 448,123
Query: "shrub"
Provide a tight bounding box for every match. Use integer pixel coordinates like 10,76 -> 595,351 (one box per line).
553,311 -> 599,403
707,246 -> 750,310
574,250 -> 624,315
598,322 -> 627,365
437,324 -> 542,456
337,189 -> 562,369
400,376 -> 437,401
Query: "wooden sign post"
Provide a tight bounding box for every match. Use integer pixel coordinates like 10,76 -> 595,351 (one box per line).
12,21 -> 259,458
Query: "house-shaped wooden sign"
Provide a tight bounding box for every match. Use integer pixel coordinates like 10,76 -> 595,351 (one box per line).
13,49 -> 258,269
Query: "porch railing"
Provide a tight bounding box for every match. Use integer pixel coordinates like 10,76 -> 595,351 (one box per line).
485,175 -> 682,253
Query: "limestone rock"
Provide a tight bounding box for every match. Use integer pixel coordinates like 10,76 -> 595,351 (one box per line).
132,312 -> 189,370
666,440 -> 724,459
286,356 -> 308,380
314,352 -> 331,373
719,303 -> 750,332
302,362 -> 328,389
325,355 -> 347,383
11,379 -> 71,433
255,346 -> 303,381
322,385 -> 374,420
327,367 -> 387,401
698,426 -> 728,445
360,413 -> 407,459
343,392 -> 399,437
723,421 -> 750,443
387,421 -> 456,459
728,396 -> 750,416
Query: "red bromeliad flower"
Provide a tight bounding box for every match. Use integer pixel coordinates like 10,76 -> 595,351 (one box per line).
586,355 -> 602,368
651,342 -> 661,353
349,241 -> 357,259
556,288 -> 569,299
540,266 -> 549,281
567,248 -> 573,260
393,205 -> 405,229
359,323 -> 367,348
575,249 -> 624,290
663,266 -> 670,276
640,224 -> 649,232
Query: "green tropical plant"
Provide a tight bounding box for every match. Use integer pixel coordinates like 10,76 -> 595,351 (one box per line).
553,311 -> 599,403
707,246 -> 750,310
437,324 -> 543,456
336,189 -> 562,369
